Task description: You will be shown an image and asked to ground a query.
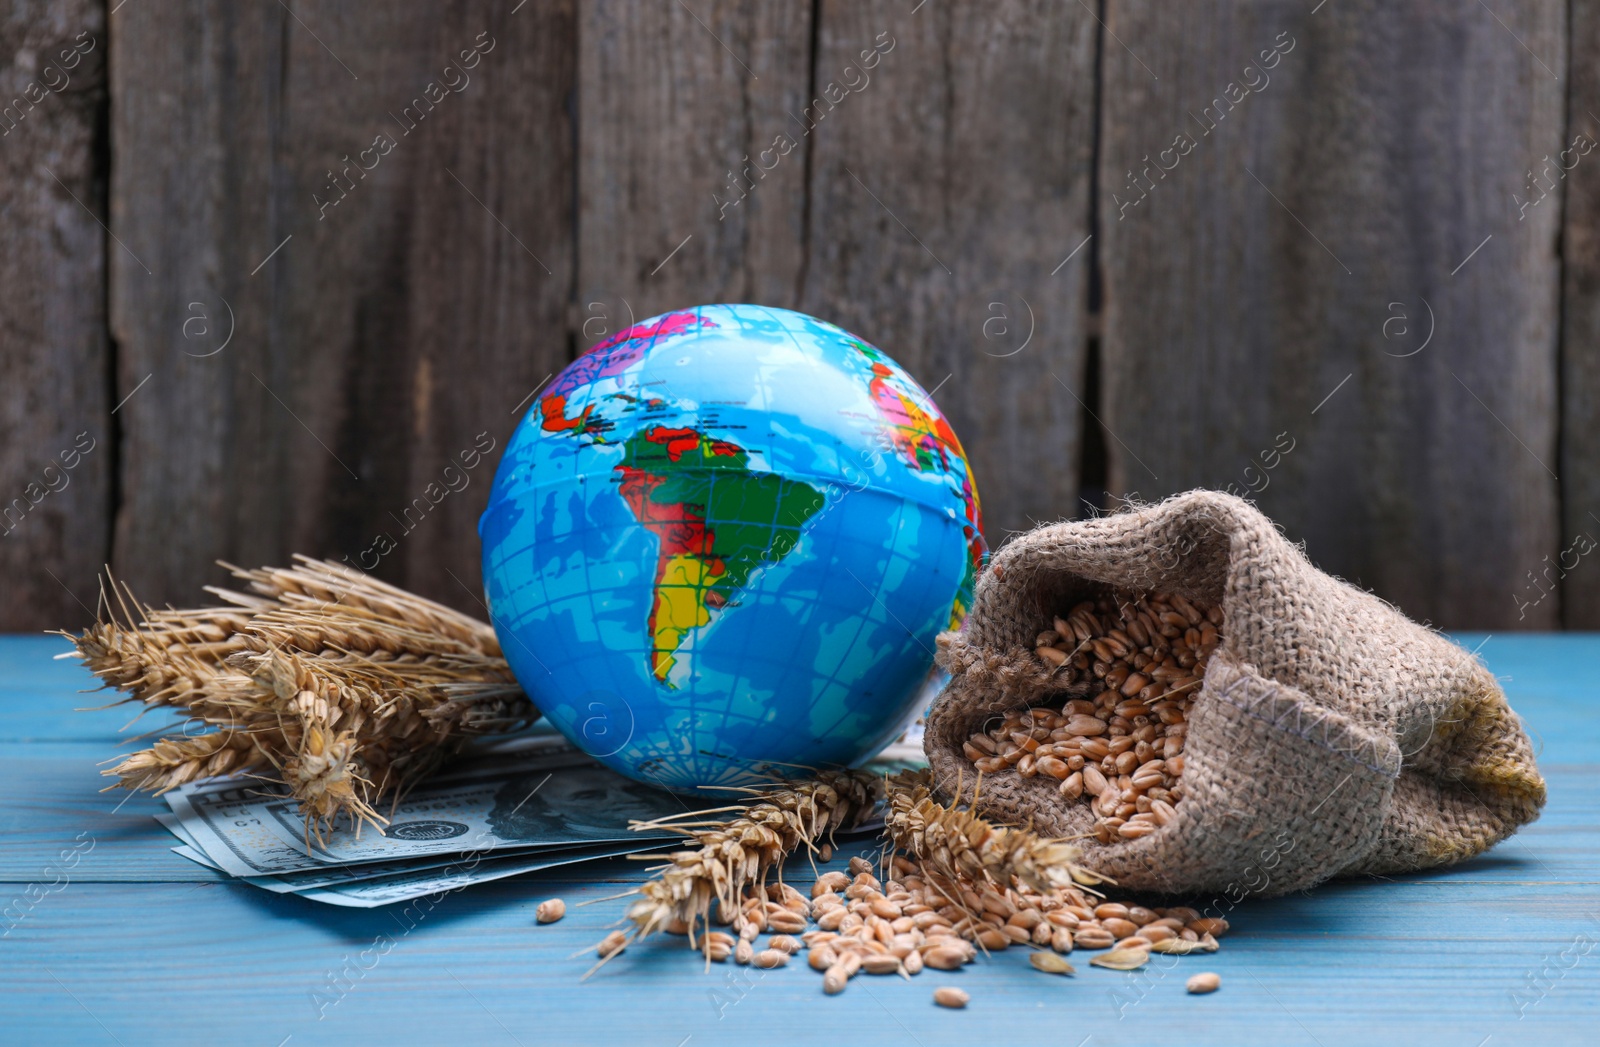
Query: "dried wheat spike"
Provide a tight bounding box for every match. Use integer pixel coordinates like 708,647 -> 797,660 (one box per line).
883,769 -> 1105,893
68,582 -> 258,712
226,641 -> 533,841
214,556 -> 500,654
107,728 -> 268,793
612,771 -> 882,962
64,564 -> 537,842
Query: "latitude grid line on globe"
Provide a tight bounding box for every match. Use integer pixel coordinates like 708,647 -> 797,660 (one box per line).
482,302 -> 983,790
759,298 -> 951,752
804,504 -> 922,747
764,294 -> 912,748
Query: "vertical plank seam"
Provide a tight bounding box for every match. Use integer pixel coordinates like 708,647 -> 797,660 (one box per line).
267,0 -> 292,558
101,0 -> 120,581
1558,0 -> 1575,627
794,0 -> 822,305
940,2 -> 953,236
1077,0 -> 1111,518
568,2 -> 581,364
737,15 -> 755,301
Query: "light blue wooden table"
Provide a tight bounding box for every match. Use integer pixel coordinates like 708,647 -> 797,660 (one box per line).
2,634 -> 1596,1046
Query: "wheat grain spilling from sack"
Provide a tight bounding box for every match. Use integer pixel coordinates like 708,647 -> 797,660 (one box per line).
959,591 -> 1219,842
601,770 -> 882,969
585,769 -> 1224,993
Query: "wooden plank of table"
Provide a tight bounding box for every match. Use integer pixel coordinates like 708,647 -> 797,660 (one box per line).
801,0 -> 1096,541
0,742 -> 226,883
0,2 -> 111,633
1,733 -> 1590,886
3,635 -> 1594,1041
0,636 -> 141,744
7,634 -> 1591,883
577,0 -> 812,338
1561,3 -> 1600,629
1098,0 -> 1566,629
4,876 -> 1595,1044
1461,634 -> 1600,764
107,1 -> 574,616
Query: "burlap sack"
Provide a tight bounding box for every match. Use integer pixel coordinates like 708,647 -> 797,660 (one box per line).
927,490 -> 1546,897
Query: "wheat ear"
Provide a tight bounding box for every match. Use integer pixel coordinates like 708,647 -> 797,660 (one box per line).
65,564 -> 536,842
584,771 -> 880,975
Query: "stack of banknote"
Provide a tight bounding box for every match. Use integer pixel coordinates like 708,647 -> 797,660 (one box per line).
157,725 -> 924,908
158,732 -> 716,908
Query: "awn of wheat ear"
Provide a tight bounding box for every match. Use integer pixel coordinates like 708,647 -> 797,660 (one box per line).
66,557 -> 536,842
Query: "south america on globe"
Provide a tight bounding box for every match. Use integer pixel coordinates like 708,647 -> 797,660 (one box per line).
480,304 -> 984,791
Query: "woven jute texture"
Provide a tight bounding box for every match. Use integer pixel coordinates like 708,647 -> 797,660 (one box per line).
926,490 -> 1546,897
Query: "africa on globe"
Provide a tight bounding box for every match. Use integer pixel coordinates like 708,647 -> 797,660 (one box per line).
480,304 -> 984,791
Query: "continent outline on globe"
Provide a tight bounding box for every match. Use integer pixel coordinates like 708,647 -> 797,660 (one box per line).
613,422 -> 826,685
481,303 -> 987,790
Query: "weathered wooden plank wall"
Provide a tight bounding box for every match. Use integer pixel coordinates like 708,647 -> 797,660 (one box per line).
0,2 -> 109,630
1099,0 -> 1566,629
578,0 -> 812,338
577,0 -> 1092,544
0,0 -> 1594,631
801,0 -> 1095,543
1563,0 -> 1600,629
107,0 -> 573,619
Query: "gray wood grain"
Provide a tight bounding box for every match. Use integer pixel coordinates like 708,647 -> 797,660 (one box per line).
800,0 -> 1096,544
1098,0 -> 1565,629
577,0 -> 813,342
1561,2 -> 1600,629
0,1 -> 110,631
3,0 -> 1590,633
108,1 -> 573,615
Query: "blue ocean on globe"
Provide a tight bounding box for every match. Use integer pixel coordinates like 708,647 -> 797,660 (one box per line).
480,304 -> 985,791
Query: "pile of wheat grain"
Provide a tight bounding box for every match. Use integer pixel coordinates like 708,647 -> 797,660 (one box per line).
959,591 -> 1222,842
587,770 -> 1224,996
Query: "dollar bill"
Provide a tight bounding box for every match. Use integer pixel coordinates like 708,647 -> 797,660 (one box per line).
171,844 -> 222,871
271,837 -> 664,893
288,840 -> 662,908
158,713 -> 920,888
162,748 -> 692,878
163,812 -> 575,891
155,812 -> 203,851
170,836 -> 659,906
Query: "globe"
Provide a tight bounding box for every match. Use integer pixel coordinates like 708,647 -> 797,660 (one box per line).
480,304 -> 985,792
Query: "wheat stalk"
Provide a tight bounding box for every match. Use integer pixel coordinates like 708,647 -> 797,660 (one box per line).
589,770 -> 1122,979
65,563 -> 537,842
215,556 -> 501,654
107,727 -> 265,792
882,769 -> 1105,893
607,770 -> 882,967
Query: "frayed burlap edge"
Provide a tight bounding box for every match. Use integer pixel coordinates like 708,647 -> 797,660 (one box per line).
925,490 -> 1545,898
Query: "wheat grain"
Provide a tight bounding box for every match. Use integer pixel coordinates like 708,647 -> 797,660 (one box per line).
612,771 -> 881,961
1090,946 -> 1150,970
962,591 -> 1222,841
882,769 -> 1100,893
1029,951 -> 1075,975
